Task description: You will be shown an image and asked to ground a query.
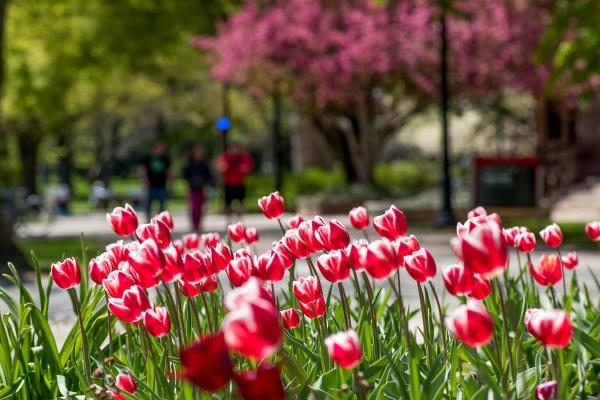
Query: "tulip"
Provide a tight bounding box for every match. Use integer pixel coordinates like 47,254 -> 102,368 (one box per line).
222,295 -> 282,359
286,214 -> 304,229
89,254 -> 116,285
255,251 -> 288,282
561,251 -> 578,270
280,308 -> 300,329
530,254 -> 562,286
135,221 -> 171,249
585,221 -> 600,241
458,213 -> 502,236
180,333 -> 234,391
315,219 -> 351,251
201,232 -> 221,248
469,274 -> 492,300
515,230 -> 536,253
211,242 -> 234,271
258,191 -> 285,220
461,222 -> 508,278
539,223 -> 563,248
442,263 -> 474,297
298,295 -> 326,319
503,226 -> 521,247
283,229 -> 312,259
234,364 -> 285,400
404,248 -> 437,283
296,218 -> 325,252
450,237 -> 463,260
373,205 -> 407,240
106,203 -> 138,237
228,221 -> 247,243
365,239 -> 397,279
349,206 -> 369,230
293,276 -> 322,304
179,281 -> 201,298
103,270 -> 135,298
467,206 -> 487,219
199,274 -> 218,293
115,374 -> 137,394
128,239 -> 165,288
108,285 -> 150,323
106,240 -> 129,264
535,381 -> 558,400
182,251 -> 211,283
152,210 -> 174,232
524,308 -> 572,348
107,390 -> 126,400
51,258 -> 81,289
172,239 -> 184,254
445,301 -> 494,347
317,250 -> 350,283
161,245 -> 183,283
143,306 -> 171,337
395,235 -> 420,266
245,227 -> 259,245
346,240 -> 369,271
325,329 -> 362,369
182,233 -> 200,251
227,256 -> 254,287
224,277 -> 274,311
235,248 -> 253,259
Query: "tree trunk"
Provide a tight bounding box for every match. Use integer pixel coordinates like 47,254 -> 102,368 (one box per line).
56,133 -> 73,189
17,127 -> 40,195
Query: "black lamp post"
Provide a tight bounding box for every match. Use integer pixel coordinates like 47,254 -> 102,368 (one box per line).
434,0 -> 456,228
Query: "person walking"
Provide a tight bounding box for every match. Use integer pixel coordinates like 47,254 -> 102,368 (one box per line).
216,142 -> 254,218
140,140 -> 171,219
183,144 -> 213,232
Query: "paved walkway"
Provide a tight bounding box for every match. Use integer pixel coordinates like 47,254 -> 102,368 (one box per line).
551,180 -> 600,222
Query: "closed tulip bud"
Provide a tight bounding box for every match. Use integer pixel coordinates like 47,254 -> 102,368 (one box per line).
235,248 -> 253,259
199,274 -> 218,293
182,251 -> 210,283
442,263 -> 474,297
283,229 -> 312,259
107,204 -> 138,237
286,214 -> 304,229
469,274 -> 492,300
89,254 -> 116,285
224,277 -> 274,311
143,306 -> 171,337
162,245 -> 183,283
445,301 -> 494,347
404,248 -> 437,283
179,281 -> 201,298
245,227 -> 259,246
255,251 -> 287,282
325,329 -> 362,369
227,256 -> 254,287
467,206 -> 487,219
180,333 -> 234,391
182,233 -> 200,251
211,242 -> 233,271
293,276 -> 322,304
222,293 -> 282,359
103,270 -> 135,298
128,239 -> 165,288
106,240 -> 129,264
51,258 -> 81,289
115,374 -> 137,393
297,218 -> 325,252
316,219 -> 350,251
365,239 -> 397,279
258,191 -> 285,220
539,223 -> 563,248
234,364 -> 285,400
317,250 -> 350,283
349,206 -> 369,230
561,251 -> 578,270
108,285 -> 150,323
395,235 -> 421,266
530,254 -> 562,286
280,308 -> 300,329
515,230 -> 537,253
201,232 -> 221,248
503,226 -> 521,247
136,221 -> 171,249
346,240 -> 369,271
461,222 -> 508,278
152,210 -> 174,232
298,295 -> 326,319
525,308 -> 572,348
373,205 -> 407,240
107,390 -> 126,400
228,222 -> 247,243
535,381 -> 558,400
585,221 -> 600,241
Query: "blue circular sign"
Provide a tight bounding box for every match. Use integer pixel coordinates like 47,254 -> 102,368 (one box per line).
216,116 -> 231,132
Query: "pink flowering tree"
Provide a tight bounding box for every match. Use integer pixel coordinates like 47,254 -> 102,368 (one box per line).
196,0 -> 553,184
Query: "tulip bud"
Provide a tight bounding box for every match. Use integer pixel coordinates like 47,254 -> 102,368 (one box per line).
51,258 -> 81,289
106,204 -> 138,237
503,226 -> 520,247
103,270 -> 135,298
201,232 -> 221,248
325,329 -> 362,369
515,230 -> 536,253
525,308 -> 572,348
404,248 -> 437,283
293,276 -> 322,304
228,222 -> 246,243
445,301 -> 494,347
561,251 -> 578,270
317,250 -> 350,283
372,205 -> 407,240
234,364 -> 285,400
469,274 -> 492,300
365,239 -> 397,279
529,254 -> 562,286
298,295 -> 326,319
89,254 -> 116,285
143,306 -> 171,338
108,285 -> 150,323
286,214 -> 304,229
315,219 -> 350,251
211,242 -> 233,271
152,210 -> 174,232
585,221 -> 600,241
442,263 -> 474,297
395,235 -> 420,266
106,240 -> 129,264
245,227 -> 259,246
280,308 -> 300,329
539,223 -> 563,248
135,221 -> 171,249
128,239 -> 165,288
346,240 -> 369,272
227,256 -> 254,287
296,218 -> 325,253
199,274 -> 219,293
179,281 -> 201,298
258,191 -> 285,220
115,374 -> 137,394
283,229 -> 312,259
180,333 -> 234,392
461,222 -> 508,278
467,206 -> 487,219
255,251 -> 288,282
535,380 -> 558,400
182,251 -> 210,283
349,206 -> 369,230
182,233 -> 200,251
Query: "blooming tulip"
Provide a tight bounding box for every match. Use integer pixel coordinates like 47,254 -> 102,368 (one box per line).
536,381 -> 557,400
530,254 -> 562,286
234,364 -> 285,400
135,221 -> 171,249
245,227 -> 259,245
51,258 -> 81,289
115,374 -> 137,394
201,232 -> 221,248
224,277 -> 274,311
143,306 -> 171,337
180,333 -> 234,391
346,240 -> 369,271
442,263 -> 474,297
89,254 -> 115,285
325,329 -> 362,369
283,229 -> 312,259
298,295 -> 326,319
317,250 -> 350,283
561,251 -> 578,270
503,226 -> 521,247
445,301 -> 494,347
525,308 -> 572,348
316,219 -> 350,251
297,218 -> 325,252
228,222 -> 247,243
107,204 -> 138,237
395,235 -> 420,266
199,274 -> 218,292
404,248 -> 437,283
107,391 -> 126,400
349,206 -> 369,230
108,285 -> 150,323
286,214 -> 304,229
539,223 -> 563,248
152,210 -> 174,232
585,221 -> 600,241
128,239 -> 165,288
103,270 -> 135,298
162,245 -> 183,283
211,242 -> 233,271
227,256 -> 254,287
365,239 -> 397,279
106,240 -> 129,263
515,230 -> 536,253
461,222 -> 508,278
255,251 -> 288,282
373,205 -> 407,240
258,191 -> 285,220
280,308 -> 300,329
469,274 -> 492,300
182,251 -> 211,283
293,276 -> 322,304
182,233 -> 200,251
467,206 -> 487,219
179,281 -> 201,298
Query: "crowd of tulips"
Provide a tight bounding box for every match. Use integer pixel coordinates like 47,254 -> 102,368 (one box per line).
1,192 -> 600,399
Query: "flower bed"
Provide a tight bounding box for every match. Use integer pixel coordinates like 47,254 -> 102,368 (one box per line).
1,195 -> 600,399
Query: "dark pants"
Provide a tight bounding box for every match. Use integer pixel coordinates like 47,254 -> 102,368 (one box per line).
147,187 -> 167,219
188,188 -> 206,231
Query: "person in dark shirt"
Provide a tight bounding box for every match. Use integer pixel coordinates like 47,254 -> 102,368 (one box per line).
140,141 -> 171,219
183,144 -> 213,232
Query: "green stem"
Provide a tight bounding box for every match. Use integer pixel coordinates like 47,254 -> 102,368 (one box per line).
494,279 -> 515,387
362,230 -> 371,242
361,272 -> 380,358
337,282 -> 351,329
161,283 -> 184,346
549,285 -> 558,308
189,297 -> 203,334
69,288 -> 91,385
277,218 -> 286,234
428,282 -> 447,360
104,292 -> 113,362
416,283 -> 431,366
200,292 -> 215,334
556,248 -> 567,300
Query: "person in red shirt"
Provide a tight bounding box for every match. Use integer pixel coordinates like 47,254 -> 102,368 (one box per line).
216,142 -> 254,216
